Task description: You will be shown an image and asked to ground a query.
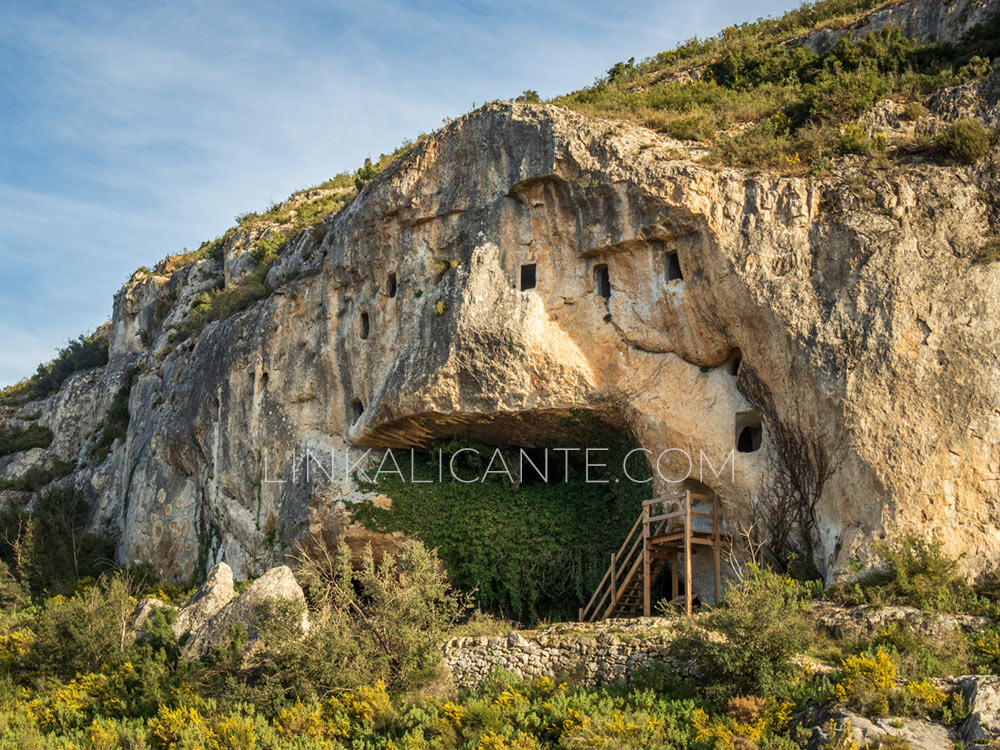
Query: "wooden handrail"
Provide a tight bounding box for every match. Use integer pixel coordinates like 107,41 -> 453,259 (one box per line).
581,490 -> 729,622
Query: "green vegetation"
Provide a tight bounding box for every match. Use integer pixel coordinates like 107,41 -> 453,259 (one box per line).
0,486 -> 113,596
0,458 -> 76,492
90,368 -> 140,464
354,428 -> 650,624
0,423 -> 53,459
829,532 -> 996,615
0,515 -> 994,749
0,333 -> 108,404
553,9 -> 1000,170
671,565 -> 816,704
936,116 -> 994,163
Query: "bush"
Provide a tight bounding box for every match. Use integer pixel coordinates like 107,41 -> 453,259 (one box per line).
936,118 -> 993,164
90,368 -> 139,464
834,647 -> 968,722
672,564 -> 812,703
0,333 -> 108,403
0,487 -> 114,596
244,540 -> 470,703
0,423 -> 53,459
830,532 -> 986,614
177,267 -> 273,339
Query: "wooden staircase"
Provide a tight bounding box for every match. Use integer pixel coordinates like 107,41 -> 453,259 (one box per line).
579,491 -> 730,621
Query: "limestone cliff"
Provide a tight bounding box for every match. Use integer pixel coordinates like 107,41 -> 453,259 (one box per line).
2,1 -> 999,591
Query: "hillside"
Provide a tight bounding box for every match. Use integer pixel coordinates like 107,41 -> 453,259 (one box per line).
0,0 -> 998,601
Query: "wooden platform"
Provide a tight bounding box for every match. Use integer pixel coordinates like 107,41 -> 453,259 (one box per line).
579,491 -> 731,621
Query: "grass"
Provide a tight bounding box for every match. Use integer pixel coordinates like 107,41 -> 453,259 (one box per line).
551,9 -> 1000,171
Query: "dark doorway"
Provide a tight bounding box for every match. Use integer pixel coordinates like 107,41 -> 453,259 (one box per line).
386,273 -> 397,298
520,263 -> 537,291
360,312 -> 370,340
665,251 -> 683,281
594,264 -> 611,299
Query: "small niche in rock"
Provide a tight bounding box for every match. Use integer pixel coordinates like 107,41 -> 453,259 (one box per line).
386,273 -> 397,298
665,251 -> 683,282
520,263 -> 537,291
360,312 -> 370,340
594,263 -> 611,299
724,349 -> 742,376
351,399 -> 364,423
735,411 -> 763,453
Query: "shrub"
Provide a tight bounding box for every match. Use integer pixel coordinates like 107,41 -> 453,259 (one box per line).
231,540 -> 471,706
91,368 -> 139,464
0,333 -> 108,404
0,423 -> 53,459
837,123 -> 887,155
834,647 -> 967,722
177,267 -> 273,339
0,458 -> 76,492
936,118 -> 993,164
672,564 -> 812,703
829,532 -> 984,614
975,237 -> 1000,264
250,233 -> 289,267
0,487 -> 113,596
901,100 -> 926,121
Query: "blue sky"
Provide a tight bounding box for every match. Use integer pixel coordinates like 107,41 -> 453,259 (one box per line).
0,0 -> 791,387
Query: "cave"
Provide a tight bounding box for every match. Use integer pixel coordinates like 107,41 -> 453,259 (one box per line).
520,263 -> 537,291
665,251 -> 683,282
351,399 -> 365,423
724,349 -> 742,376
360,312 -> 370,339
386,273 -> 397,298
735,411 -> 762,452
594,264 -> 611,299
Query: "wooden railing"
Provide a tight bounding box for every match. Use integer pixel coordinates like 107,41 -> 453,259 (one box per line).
579,491 -> 727,621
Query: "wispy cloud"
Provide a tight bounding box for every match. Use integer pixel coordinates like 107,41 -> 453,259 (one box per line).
0,0 -> 791,386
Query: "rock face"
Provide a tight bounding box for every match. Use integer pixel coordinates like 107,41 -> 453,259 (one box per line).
1,2 -> 999,592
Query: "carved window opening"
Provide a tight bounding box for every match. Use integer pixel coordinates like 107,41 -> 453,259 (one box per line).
594,264 -> 611,299
736,411 -> 763,453
360,312 -> 370,340
665,251 -> 683,282
521,263 -> 537,291
386,273 -> 397,298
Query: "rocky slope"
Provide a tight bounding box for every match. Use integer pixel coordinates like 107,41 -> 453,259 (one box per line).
2,1 -> 999,592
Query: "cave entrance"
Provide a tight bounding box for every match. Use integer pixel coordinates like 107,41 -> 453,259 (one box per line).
353,414 -> 651,624
735,411 -> 763,452
386,273 -> 397,298
594,264 -> 611,299
360,312 -> 370,340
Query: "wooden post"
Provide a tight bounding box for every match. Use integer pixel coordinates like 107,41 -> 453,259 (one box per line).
578,607 -> 583,622
713,493 -> 722,603
642,503 -> 651,617
671,550 -> 679,602
684,490 -> 693,616
610,552 -> 617,611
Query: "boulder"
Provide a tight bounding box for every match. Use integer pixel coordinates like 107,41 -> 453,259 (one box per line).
173,562 -> 236,639
809,710 -> 958,750
181,565 -> 309,659
954,675 -> 1000,744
